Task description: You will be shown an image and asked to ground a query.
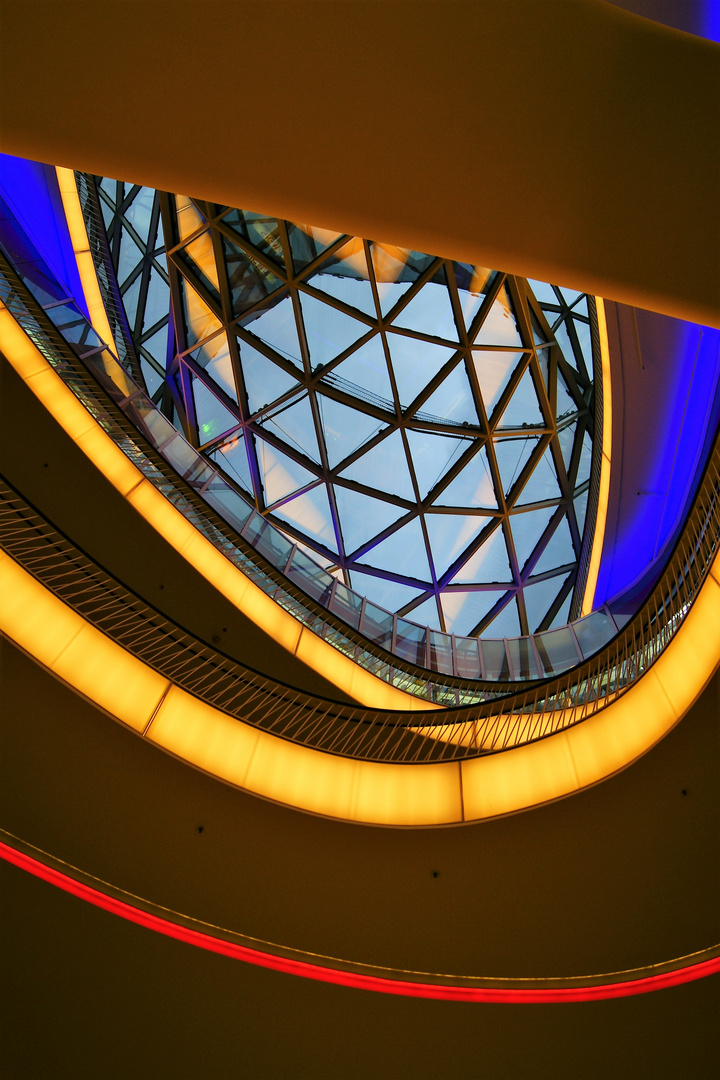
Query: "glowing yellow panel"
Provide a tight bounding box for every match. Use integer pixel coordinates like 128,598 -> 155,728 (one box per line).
0,552 -> 85,669
294,628 -> 436,713
56,166 -> 116,351
2,541 -> 720,825
581,296 -> 612,615
461,730 -> 580,820
52,623 -> 169,733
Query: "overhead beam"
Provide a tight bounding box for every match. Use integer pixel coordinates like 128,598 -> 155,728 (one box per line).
0,0 -> 718,325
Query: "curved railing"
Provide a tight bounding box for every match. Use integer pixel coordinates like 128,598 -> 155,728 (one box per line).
0,240 -> 619,707
2,370 -> 719,764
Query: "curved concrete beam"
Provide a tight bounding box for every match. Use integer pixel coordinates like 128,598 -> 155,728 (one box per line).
0,0 -> 717,325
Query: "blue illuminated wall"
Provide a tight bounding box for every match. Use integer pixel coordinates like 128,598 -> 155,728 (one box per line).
0,155 -> 88,318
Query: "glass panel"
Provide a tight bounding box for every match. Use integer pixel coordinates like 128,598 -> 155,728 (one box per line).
404,429 -> 468,500
326,335 -> 394,406
190,372 -> 238,444
363,517 -> 432,581
497,366 -> 544,429
522,575 -> 565,633
360,600 -> 394,648
574,609 -> 616,658
287,222 -> 343,272
122,275 -> 141,326
255,440 -> 317,503
259,394 -> 320,461
452,524 -> 511,584
181,277 -> 222,345
223,209 -> 285,266
510,506 -> 556,570
142,325 -> 168,365
535,625 -> 579,674
298,292 -> 369,370
246,515 -> 295,568
175,195 -> 205,241
506,636 -> 541,680
493,436 -> 538,495
125,187 -> 155,242
184,230 -> 219,290
480,638 -> 511,680
222,236 -> 284,316
454,635 -> 482,679
211,433 -> 254,493
441,589 -> 503,636
141,268 -> 170,332
436,446 -> 497,508
429,630 -> 454,676
118,228 -> 143,285
306,238 -> 376,316
554,319 -> 577,369
473,285 -> 522,346
370,242 -> 434,315
328,581 -> 363,630
394,618 -> 427,666
191,332 -> 237,401
558,286 -> 584,306
392,277 -> 460,341
557,422 -> 576,469
316,393 -> 385,469
163,433 -> 203,476
285,547 -> 334,603
138,358 -> 162,400
419,362 -> 479,425
352,571 -> 422,614
386,332 -> 455,410
486,596 -> 521,638
134,402 -> 176,447
46,302 -> 102,348
472,349 -> 524,415
556,372 -> 577,419
406,595 -> 443,632
515,446 -> 561,507
334,486 -> 406,554
239,337 -> 300,414
453,263 -> 494,328
203,478 -> 254,532
533,516 -> 576,574
340,428 -> 413,500
242,295 -> 302,367
576,431 -> 593,486
548,587 -> 572,630
273,484 -> 336,547
424,513 -> 488,580
528,279 -> 558,305
574,489 -> 589,533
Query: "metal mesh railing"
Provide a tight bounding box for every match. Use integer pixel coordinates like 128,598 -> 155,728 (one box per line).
0,249 -> 622,706
2,426 -> 719,762
0,234 -> 623,707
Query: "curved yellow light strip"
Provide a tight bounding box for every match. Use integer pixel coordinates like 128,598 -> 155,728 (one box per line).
55,167 -> 117,355
581,296 -> 612,615
0,302 -> 432,712
1,524 -> 718,825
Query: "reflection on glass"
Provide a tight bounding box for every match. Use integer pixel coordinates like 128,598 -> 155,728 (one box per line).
176,195 -> 205,241
318,393 -> 385,470
338,427 -> 412,497
472,349 -> 524,415
256,440 -> 317,503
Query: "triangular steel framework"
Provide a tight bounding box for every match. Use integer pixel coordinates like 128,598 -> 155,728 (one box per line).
93,180 -> 596,638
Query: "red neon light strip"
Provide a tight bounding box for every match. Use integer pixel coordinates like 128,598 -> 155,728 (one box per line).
2,839 -> 718,1002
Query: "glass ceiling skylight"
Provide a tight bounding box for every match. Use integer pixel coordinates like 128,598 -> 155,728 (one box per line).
95,179 -> 596,638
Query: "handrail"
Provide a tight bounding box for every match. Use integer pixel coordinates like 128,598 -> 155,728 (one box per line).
2,379 -> 719,764
0,216 -> 617,705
